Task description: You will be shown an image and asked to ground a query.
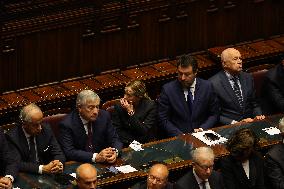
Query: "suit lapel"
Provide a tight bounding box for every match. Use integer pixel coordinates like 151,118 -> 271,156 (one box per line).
208,172 -> 216,189
189,170 -> 201,189
220,71 -> 242,110
249,158 -> 257,187
15,126 -> 30,160
73,111 -> 88,137
239,72 -> 247,107
175,80 -> 191,116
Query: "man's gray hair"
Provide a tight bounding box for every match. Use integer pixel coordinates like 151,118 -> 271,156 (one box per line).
76,90 -> 100,107
19,103 -> 41,122
279,117 -> 284,133
192,147 -> 215,163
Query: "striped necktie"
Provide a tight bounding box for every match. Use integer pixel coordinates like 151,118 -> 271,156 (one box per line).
231,76 -> 244,109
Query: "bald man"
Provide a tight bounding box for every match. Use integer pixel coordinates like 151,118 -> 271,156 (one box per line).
175,147 -> 224,189
5,103 -> 65,174
131,164 -> 173,189
209,48 -> 265,125
75,163 -> 98,189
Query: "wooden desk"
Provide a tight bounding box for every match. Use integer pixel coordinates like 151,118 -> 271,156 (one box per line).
12,114 -> 282,189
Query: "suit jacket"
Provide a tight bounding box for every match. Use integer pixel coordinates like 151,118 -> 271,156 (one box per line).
5,123 -> 66,174
261,64 -> 284,114
131,180 -> 174,189
175,169 -> 225,189
265,143 -> 284,189
158,78 -> 219,137
220,152 -> 266,189
0,129 -> 19,178
58,109 -> 123,162
209,71 -> 262,125
112,98 -> 157,146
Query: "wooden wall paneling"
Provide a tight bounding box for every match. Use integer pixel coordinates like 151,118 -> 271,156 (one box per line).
269,0 -> 284,36
1,38 -> 17,92
125,12 -> 142,66
236,0 -> 266,42
206,0 -> 225,48
37,30 -> 61,84
220,0 -> 238,45
157,1 -> 175,59
181,0 -> 207,53
0,0 -> 284,93
81,1 -> 103,75
16,34 -> 40,89
57,26 -> 81,80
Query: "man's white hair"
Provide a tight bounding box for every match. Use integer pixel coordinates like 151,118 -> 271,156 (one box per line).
76,90 -> 100,107
19,103 -> 42,122
279,117 -> 284,133
192,147 -> 215,164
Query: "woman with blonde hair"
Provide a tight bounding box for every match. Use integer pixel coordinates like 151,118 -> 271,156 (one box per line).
112,80 -> 157,147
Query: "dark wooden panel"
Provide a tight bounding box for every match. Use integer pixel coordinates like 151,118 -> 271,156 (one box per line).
0,0 -> 283,92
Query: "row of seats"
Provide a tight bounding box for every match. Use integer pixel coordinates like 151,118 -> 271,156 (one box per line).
0,36 -> 283,127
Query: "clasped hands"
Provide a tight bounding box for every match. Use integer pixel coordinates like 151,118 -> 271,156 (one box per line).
240,115 -> 266,123
0,177 -> 12,189
95,147 -> 117,163
43,160 -> 64,174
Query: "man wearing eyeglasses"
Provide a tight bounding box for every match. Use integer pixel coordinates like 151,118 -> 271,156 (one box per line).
5,103 -> 65,174
175,147 -> 224,189
131,164 -> 173,189
59,90 -> 123,163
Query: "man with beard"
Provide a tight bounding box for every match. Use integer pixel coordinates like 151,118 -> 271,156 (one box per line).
158,54 -> 219,137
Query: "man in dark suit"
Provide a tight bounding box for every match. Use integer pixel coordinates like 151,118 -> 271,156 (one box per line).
265,116 -> 284,189
74,163 -> 99,189
158,54 -> 219,137
220,128 -> 265,189
0,129 -> 18,189
175,147 -> 225,189
5,103 -> 65,174
59,90 -> 123,163
209,48 -> 265,125
261,57 -> 284,114
131,164 -> 173,189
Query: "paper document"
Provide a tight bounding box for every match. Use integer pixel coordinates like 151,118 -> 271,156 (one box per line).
262,127 -> 281,135
192,130 -> 227,146
115,165 -> 138,174
129,140 -> 144,151
70,173 -> 76,178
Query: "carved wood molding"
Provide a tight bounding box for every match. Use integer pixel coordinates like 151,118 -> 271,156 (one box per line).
2,0 -> 192,38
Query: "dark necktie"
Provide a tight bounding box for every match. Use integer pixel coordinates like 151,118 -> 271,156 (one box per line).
231,76 -> 244,109
187,89 -> 193,115
29,136 -> 37,163
200,181 -> 206,189
85,122 -> 94,152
